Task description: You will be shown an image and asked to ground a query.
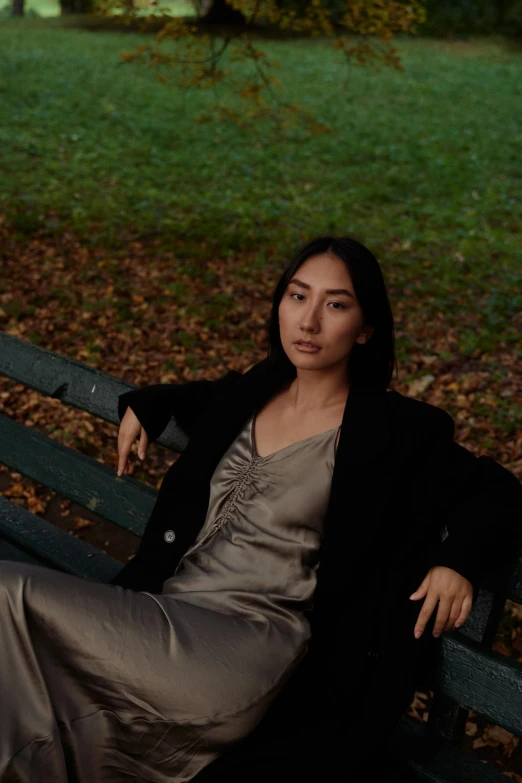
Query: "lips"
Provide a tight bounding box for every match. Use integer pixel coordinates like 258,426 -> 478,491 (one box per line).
295,340 -> 321,349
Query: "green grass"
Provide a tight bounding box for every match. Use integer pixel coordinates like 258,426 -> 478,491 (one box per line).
2,0 -> 59,16
0,22 -> 521,295
0,0 -> 194,17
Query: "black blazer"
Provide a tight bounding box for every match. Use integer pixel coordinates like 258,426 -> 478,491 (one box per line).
110,357 -> 522,775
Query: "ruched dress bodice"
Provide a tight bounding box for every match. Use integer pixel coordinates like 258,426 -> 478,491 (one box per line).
162,411 -> 339,635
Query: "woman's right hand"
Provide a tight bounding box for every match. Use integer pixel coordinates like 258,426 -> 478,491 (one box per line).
117,407 -> 149,477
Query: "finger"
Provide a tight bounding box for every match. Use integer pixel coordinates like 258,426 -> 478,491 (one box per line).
410,572 -> 431,600
432,597 -> 453,637
117,434 -> 133,477
138,429 -> 149,460
414,594 -> 439,639
118,452 -> 128,477
117,456 -> 129,477
444,598 -> 462,631
443,599 -> 462,630
454,593 -> 473,628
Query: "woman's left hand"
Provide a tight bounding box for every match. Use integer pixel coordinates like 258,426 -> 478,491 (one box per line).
409,566 -> 473,639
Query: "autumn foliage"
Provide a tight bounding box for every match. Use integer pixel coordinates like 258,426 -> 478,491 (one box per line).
95,0 -> 427,135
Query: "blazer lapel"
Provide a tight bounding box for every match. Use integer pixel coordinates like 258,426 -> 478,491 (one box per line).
313,380 -> 394,627
187,358 -> 292,480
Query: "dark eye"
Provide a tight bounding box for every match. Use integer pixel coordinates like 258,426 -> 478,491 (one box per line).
289,293 -> 345,309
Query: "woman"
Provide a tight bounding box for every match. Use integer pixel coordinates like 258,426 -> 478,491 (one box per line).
1,236 -> 521,782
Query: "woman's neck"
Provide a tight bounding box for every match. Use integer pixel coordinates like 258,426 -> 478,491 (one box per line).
286,371 -> 350,413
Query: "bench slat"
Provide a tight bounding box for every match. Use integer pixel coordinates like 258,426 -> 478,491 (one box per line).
0,537 -> 46,566
0,331 -> 188,453
438,633 -> 522,737
0,413 -> 156,536
0,496 -> 122,582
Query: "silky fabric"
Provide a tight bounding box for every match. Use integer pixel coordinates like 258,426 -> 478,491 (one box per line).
0,412 -> 340,782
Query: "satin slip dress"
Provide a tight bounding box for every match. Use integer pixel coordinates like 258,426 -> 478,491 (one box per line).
0,410 -> 340,783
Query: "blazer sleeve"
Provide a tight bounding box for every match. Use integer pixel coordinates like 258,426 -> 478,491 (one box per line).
424,411 -> 522,591
117,369 -> 242,443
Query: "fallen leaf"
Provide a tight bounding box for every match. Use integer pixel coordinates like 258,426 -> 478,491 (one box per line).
2,483 -> 25,498
72,516 -> 95,530
486,725 -> 513,745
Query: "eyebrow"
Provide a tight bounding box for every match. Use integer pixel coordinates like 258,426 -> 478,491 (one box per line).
288,278 -> 355,299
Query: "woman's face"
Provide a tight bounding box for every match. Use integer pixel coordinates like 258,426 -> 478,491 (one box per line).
278,252 -> 374,374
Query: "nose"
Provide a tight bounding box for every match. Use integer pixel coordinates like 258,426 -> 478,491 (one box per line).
299,303 -> 321,333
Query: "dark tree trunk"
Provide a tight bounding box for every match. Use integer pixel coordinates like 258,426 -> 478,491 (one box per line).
60,0 -> 94,13
495,0 -> 512,22
12,0 -> 25,16
200,0 -> 247,26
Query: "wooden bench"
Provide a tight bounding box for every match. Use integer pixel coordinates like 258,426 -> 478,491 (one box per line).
1,330 -> 522,782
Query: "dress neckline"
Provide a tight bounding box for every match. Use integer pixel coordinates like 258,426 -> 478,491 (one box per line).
251,410 -> 340,461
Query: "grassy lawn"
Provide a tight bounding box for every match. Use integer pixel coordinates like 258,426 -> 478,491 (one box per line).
1,24 -> 520,261
1,23 -> 520,266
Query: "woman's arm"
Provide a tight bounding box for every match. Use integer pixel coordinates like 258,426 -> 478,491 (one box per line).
424,414 -> 522,592
117,369 -> 242,443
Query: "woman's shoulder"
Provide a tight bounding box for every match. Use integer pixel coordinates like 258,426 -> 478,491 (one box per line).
385,388 -> 455,437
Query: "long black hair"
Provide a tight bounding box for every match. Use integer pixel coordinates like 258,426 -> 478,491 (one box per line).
266,235 -> 397,390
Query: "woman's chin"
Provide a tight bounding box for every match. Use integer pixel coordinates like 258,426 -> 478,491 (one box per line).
291,354 -> 328,370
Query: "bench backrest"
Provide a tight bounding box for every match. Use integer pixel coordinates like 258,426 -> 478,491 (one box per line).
1,331 -> 522,745
0,331 -> 186,580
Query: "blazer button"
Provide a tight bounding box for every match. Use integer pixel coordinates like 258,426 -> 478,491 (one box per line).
164,530 -> 176,543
